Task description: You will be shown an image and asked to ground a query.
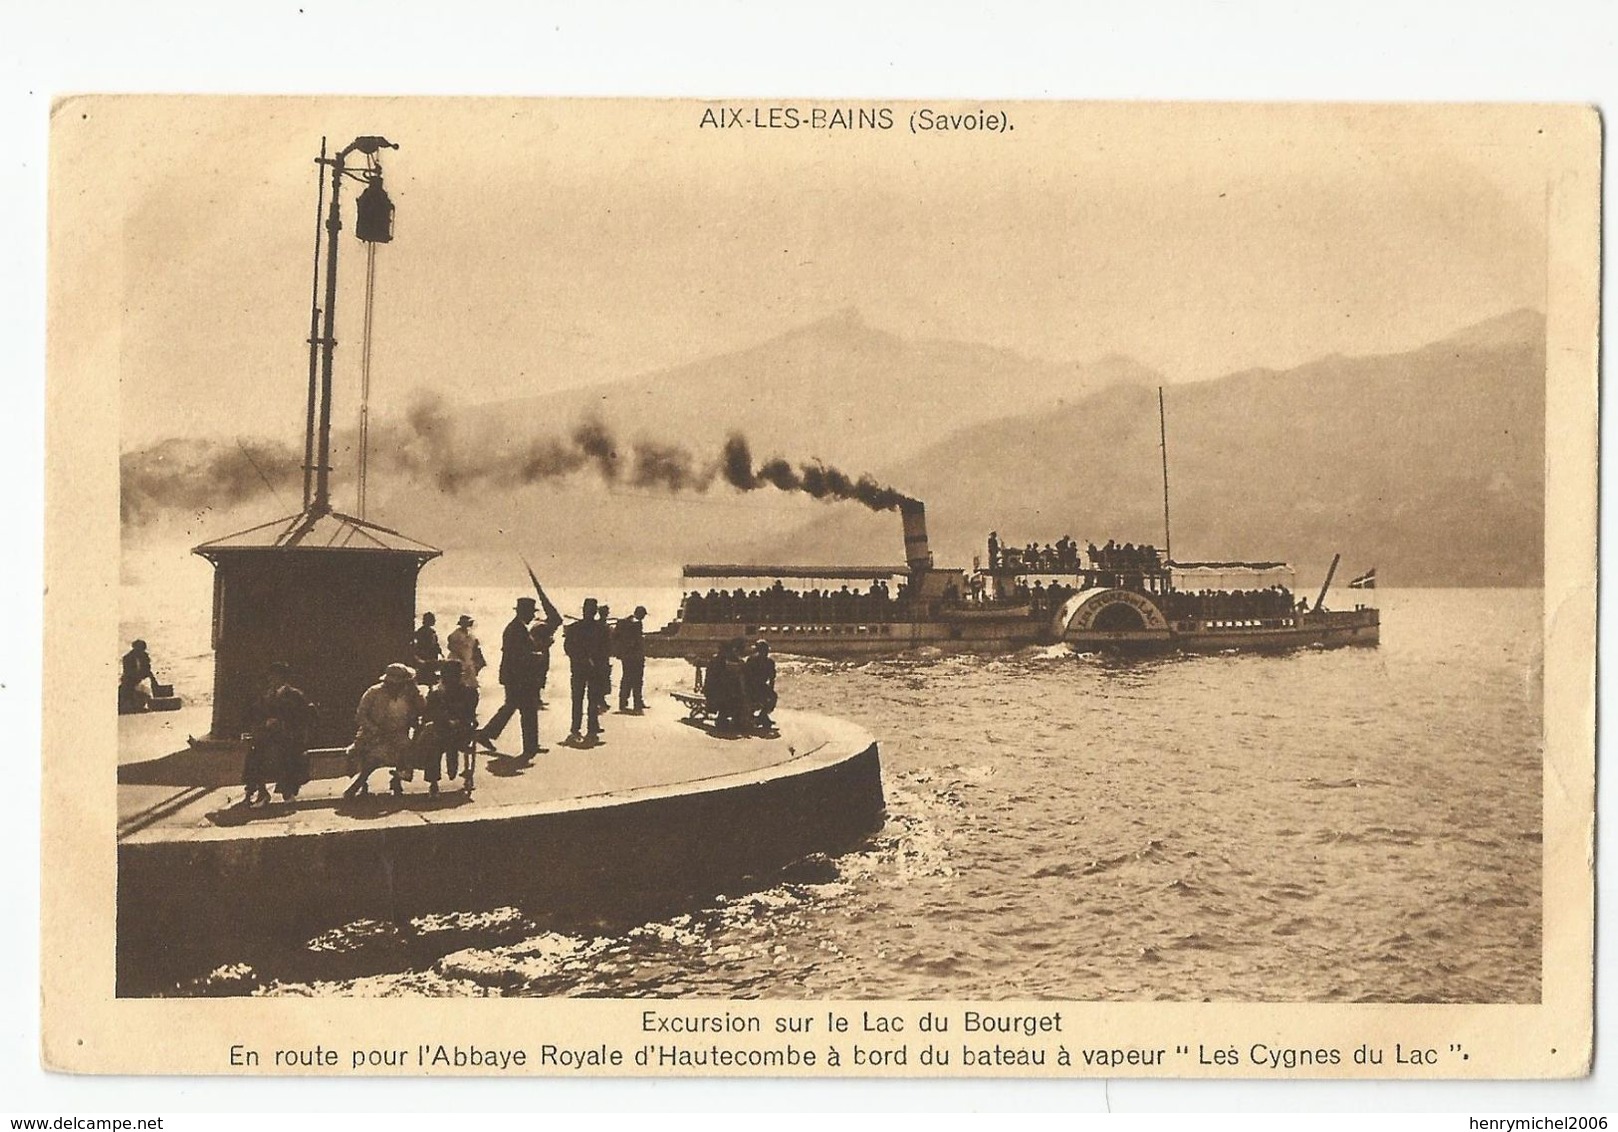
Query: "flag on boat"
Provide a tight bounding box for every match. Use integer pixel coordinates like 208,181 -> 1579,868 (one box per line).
1348,567 -> 1376,589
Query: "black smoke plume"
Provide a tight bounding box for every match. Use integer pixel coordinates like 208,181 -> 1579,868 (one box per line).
121,438 -> 302,525
387,395 -> 663,492
121,393 -> 913,526
720,435 -> 915,511
383,395 -> 912,510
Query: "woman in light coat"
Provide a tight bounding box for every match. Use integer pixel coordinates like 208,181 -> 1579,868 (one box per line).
342,663 -> 422,799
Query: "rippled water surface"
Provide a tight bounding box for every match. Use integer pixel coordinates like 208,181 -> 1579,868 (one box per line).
123,582 -> 1542,1002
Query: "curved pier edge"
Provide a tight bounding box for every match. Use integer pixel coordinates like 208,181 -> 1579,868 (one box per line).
117,740 -> 884,995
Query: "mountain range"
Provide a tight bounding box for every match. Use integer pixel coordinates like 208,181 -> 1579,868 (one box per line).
761,308 -> 1545,588
126,306 -> 1546,588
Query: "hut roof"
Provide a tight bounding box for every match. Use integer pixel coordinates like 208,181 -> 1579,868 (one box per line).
192,508 -> 440,562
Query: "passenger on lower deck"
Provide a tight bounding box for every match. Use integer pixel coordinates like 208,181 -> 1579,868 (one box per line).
1162,585 -> 1298,621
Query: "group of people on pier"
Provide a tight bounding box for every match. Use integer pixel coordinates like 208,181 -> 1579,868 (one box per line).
232,587 -> 659,807
237,649 -> 476,806
701,638 -> 778,733
683,581 -> 907,625
339,657 -> 479,800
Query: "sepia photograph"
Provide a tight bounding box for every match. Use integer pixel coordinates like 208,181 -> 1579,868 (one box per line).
40,93 -> 1596,1078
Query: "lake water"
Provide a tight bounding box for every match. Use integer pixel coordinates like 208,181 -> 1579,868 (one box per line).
120,575 -> 1542,1003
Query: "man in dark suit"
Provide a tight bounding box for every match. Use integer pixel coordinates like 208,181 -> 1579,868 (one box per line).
615,605 -> 649,712
477,596 -> 545,756
564,598 -> 605,744
743,639 -> 777,729
526,587 -> 564,708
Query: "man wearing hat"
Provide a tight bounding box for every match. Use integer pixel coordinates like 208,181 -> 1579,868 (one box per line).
614,605 -> 649,712
476,595 -> 545,757
446,614 -> 485,699
563,598 -> 606,743
343,662 -> 422,798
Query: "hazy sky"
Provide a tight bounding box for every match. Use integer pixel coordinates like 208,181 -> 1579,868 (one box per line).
84,98 -> 1552,449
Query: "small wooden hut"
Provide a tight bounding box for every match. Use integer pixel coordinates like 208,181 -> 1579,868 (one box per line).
193,509 -> 438,747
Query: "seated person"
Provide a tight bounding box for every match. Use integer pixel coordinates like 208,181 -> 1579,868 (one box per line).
743,640 -> 777,729
704,641 -> 749,731
414,659 -> 480,792
119,639 -> 156,713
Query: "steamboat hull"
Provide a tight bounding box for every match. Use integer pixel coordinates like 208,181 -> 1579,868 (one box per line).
644,617 -> 1044,660
662,501 -> 1379,661
647,606 -> 1379,661
1065,608 -> 1380,653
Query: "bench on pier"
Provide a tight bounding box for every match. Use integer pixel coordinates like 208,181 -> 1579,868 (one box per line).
670,661 -> 778,733
670,660 -> 718,723
670,690 -> 718,723
304,747 -> 359,776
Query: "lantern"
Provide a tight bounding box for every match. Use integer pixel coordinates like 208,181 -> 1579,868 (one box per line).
354,175 -> 394,243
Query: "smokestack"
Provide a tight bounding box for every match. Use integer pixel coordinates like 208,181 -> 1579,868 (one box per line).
901,499 -> 932,571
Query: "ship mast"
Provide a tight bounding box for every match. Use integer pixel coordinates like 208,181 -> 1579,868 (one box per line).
1158,386 -> 1172,564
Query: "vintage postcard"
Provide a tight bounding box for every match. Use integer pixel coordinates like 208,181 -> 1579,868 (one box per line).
42,97 -> 1597,1077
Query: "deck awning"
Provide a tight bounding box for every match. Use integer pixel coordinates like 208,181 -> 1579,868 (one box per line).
682,564 -> 910,580
1167,560 -> 1291,571
1167,560 -> 1294,591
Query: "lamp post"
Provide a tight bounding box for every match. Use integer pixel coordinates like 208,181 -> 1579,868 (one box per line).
194,134 -> 438,750
309,135 -> 397,515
